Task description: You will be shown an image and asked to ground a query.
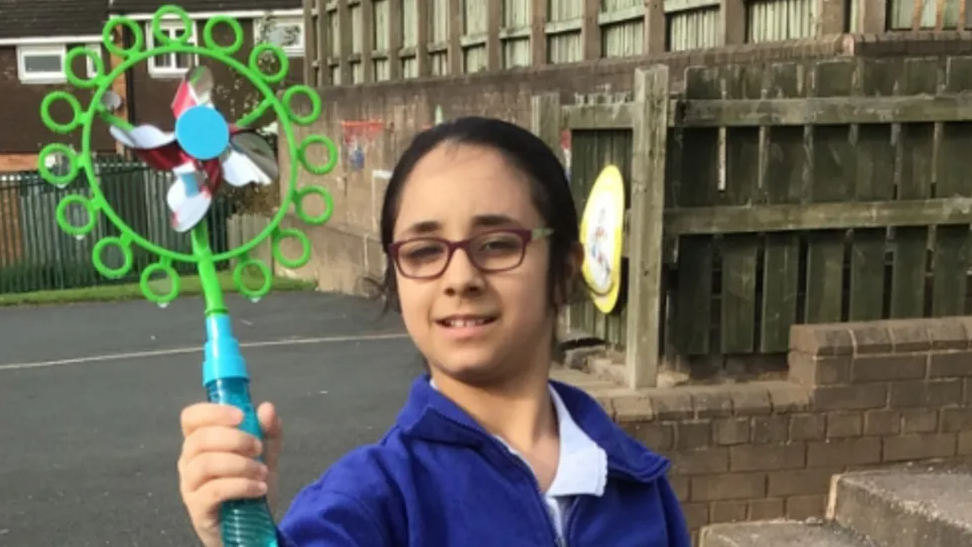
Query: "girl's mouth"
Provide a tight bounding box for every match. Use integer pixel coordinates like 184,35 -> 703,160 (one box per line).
436,315 -> 498,328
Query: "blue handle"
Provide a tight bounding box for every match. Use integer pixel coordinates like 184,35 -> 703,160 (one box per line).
203,314 -> 278,547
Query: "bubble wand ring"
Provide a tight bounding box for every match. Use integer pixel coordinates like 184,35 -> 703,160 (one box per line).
38,5 -> 337,546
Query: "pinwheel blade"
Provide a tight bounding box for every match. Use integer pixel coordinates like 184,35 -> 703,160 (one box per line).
166,163 -> 213,233
109,124 -> 176,150
100,90 -> 124,113
221,132 -> 278,186
172,65 -> 215,118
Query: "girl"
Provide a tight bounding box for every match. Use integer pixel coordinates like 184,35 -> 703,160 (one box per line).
177,116 -> 690,546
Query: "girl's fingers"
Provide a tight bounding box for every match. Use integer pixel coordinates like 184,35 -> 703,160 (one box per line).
180,403 -> 243,437
192,477 -> 269,511
181,426 -> 262,462
181,452 -> 268,494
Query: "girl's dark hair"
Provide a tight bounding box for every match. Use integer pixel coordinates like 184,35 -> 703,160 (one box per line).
367,116 -> 580,314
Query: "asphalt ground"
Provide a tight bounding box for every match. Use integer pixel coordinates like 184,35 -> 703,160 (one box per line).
0,291 -> 418,546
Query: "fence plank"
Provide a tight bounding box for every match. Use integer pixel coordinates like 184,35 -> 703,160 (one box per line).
625,65 -> 669,388
932,56 -> 972,316
760,62 -> 806,352
719,64 -> 762,354
848,59 -> 897,321
890,58 -> 938,318
804,59 -> 856,324
672,66 -> 721,356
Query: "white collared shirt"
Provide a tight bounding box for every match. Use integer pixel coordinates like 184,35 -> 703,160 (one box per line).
430,380 -> 609,542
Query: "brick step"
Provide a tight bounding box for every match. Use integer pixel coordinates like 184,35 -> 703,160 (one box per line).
829,467 -> 972,547
700,520 -> 878,547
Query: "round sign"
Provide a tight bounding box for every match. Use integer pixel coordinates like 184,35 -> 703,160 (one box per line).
580,164 -> 625,314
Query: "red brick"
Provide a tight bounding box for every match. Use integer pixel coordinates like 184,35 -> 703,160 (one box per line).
785,495 -> 826,520
751,415 -> 789,444
900,409 -> 939,433
677,420 -> 713,450
888,379 -> 963,409
690,473 -> 767,501
680,502 -> 709,529
928,351 -> 972,378
712,417 -> 750,445
768,468 -> 838,496
852,354 -> 927,382
851,324 -> 893,354
941,408 -> 972,432
649,390 -> 695,420
927,318 -> 970,350
789,353 -> 851,386
826,411 -> 863,438
863,409 -> 900,436
959,431 -> 972,455
807,437 -> 882,467
748,498 -> 786,520
710,501 -> 747,524
790,324 -> 855,356
623,422 -> 675,451
670,448 -> 729,475
812,383 -> 887,411
887,321 -> 932,352
789,413 -> 826,441
730,443 -> 806,472
882,433 -> 957,462
690,387 -> 735,418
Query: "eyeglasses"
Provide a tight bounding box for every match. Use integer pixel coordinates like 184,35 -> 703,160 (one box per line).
388,227 -> 554,280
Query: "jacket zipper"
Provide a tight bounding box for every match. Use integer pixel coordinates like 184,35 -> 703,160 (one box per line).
435,410 -> 562,546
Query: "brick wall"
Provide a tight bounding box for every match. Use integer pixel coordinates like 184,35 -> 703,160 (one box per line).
595,316 -> 972,545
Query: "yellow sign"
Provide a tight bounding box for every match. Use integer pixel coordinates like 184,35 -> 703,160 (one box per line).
580,165 -> 625,314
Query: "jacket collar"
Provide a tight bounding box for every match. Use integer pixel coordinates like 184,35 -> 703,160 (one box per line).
395,374 -> 670,484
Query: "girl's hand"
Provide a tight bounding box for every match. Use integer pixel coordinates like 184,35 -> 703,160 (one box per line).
177,402 -> 283,547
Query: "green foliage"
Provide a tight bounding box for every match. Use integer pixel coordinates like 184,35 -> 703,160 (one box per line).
214,13 -> 298,215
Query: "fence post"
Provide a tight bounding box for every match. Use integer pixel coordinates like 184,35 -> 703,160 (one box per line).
531,92 -> 567,335
625,65 -> 670,389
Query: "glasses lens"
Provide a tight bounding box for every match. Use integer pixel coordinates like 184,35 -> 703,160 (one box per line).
471,231 -> 526,271
396,239 -> 449,277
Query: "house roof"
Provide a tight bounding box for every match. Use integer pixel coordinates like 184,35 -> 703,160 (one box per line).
0,0 -> 109,40
106,0 -> 302,13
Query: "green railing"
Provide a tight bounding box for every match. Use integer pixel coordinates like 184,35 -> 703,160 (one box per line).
0,155 -> 234,294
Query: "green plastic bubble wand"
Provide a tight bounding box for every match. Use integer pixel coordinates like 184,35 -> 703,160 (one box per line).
37,6 -> 338,546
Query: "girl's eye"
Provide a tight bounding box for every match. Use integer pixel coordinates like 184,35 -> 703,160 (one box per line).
476,235 -> 520,255
402,244 -> 444,262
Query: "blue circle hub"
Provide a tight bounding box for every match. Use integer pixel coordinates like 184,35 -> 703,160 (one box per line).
175,106 -> 230,161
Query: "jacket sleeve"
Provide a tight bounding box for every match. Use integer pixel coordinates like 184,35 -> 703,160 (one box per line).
658,476 -> 692,547
274,489 -> 393,546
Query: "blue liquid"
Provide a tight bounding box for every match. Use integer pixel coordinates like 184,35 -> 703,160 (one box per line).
202,312 -> 277,547
207,377 -> 279,547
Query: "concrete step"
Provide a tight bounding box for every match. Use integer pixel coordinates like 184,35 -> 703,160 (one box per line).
829,467 -> 972,547
700,520 -> 878,547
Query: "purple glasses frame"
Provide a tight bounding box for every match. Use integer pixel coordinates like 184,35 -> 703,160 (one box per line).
387,227 -> 554,280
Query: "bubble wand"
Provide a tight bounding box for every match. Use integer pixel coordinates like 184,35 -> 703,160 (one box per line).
37,6 -> 338,546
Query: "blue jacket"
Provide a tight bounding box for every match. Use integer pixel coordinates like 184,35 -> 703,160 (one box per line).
276,375 -> 690,546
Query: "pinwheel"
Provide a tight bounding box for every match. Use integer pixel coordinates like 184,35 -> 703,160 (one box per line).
106,65 -> 279,232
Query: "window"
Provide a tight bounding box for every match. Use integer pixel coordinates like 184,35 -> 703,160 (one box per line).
254,15 -> 304,57
17,45 -> 67,84
85,43 -> 102,79
146,20 -> 198,77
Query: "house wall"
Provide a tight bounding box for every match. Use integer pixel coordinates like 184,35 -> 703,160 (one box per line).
0,16 -> 306,171
0,43 -> 117,167
124,18 -> 306,130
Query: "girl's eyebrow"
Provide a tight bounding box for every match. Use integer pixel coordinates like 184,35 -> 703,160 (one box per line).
399,214 -> 521,238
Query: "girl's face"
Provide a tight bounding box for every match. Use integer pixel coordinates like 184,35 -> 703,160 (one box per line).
391,142 -> 554,385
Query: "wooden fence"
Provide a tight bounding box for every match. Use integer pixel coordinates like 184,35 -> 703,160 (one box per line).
534,55 -> 972,388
